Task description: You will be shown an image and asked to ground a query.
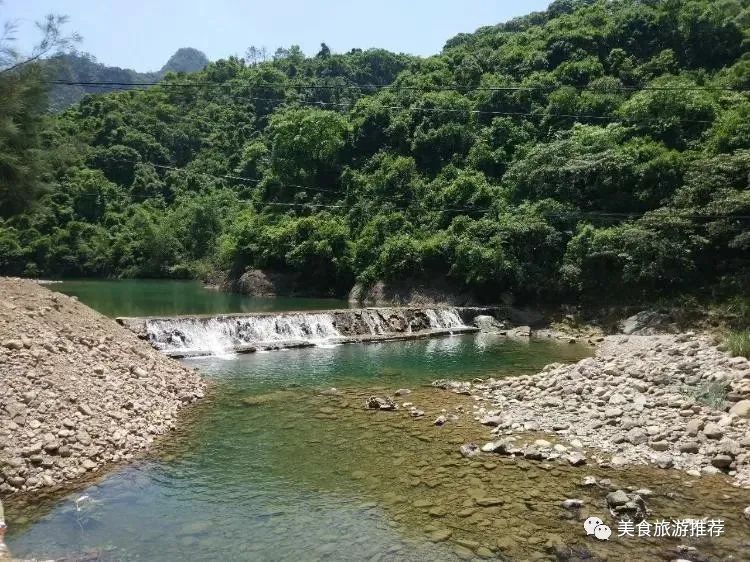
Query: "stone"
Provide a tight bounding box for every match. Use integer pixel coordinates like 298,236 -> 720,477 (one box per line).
626,428 -> 648,445
611,455 -> 628,467
433,415 -> 446,426
606,490 -> 630,508
582,476 -> 598,487
460,443 -> 480,458
428,529 -> 452,542
679,441 -> 700,454
605,407 -> 623,419
523,445 -> 546,461
744,506 -> 750,521
475,497 -> 504,507
685,418 -> 703,436
561,499 -> 584,509
481,439 -> 517,455
479,415 -> 505,427
364,396 -> 396,411
729,400 -> 750,419
702,422 -> 723,440
43,441 -> 61,453
78,403 -> 93,416
394,389 -> 411,396
711,454 -> 733,470
654,453 -> 674,469
567,452 -> 587,466
649,441 -> 670,451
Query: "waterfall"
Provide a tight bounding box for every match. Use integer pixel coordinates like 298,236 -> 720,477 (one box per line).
424,308 -> 464,330
143,307 -> 469,357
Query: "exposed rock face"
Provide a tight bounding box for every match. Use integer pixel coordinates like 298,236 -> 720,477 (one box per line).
220,269 -> 302,297
461,333 -> 750,488
0,278 -> 206,495
348,280 -> 477,307
619,311 -> 675,335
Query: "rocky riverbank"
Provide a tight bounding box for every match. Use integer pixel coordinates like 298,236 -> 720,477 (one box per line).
445,332 -> 750,488
0,278 -> 206,496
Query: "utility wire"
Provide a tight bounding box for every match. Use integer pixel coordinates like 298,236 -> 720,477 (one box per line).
75,85 -> 716,125
47,79 -> 749,94
101,157 -> 750,221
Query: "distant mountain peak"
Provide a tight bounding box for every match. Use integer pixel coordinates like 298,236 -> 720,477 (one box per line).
159,48 -> 209,75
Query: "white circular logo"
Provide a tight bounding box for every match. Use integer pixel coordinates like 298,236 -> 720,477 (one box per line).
584,516 -> 611,540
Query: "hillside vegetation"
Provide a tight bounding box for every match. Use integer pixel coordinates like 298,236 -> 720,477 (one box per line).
1,0 -> 749,303
44,48 -> 210,110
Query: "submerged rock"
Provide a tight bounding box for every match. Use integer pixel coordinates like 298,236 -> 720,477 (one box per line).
460,443 -> 480,458
607,489 -> 648,522
364,396 -> 397,411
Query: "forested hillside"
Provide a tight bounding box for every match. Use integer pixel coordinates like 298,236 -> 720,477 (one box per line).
44,48 -> 210,110
1,0 -> 749,303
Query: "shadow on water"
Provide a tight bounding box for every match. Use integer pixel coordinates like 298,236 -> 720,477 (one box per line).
52,279 -> 350,318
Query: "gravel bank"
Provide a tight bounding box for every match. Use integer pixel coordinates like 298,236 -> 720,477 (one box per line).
458,333 -> 750,487
0,278 -> 206,495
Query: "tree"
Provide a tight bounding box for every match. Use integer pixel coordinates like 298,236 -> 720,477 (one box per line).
0,11 -> 78,216
316,43 -> 331,59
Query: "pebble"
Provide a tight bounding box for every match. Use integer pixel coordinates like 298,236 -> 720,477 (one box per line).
0,278 -> 206,494
445,331 -> 750,488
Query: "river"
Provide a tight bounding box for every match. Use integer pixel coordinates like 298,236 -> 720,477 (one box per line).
5,280 -> 750,561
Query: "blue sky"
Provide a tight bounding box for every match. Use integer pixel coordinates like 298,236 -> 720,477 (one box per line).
3,0 -> 551,71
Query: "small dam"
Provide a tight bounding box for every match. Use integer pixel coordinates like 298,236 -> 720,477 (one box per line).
116,307 -> 499,358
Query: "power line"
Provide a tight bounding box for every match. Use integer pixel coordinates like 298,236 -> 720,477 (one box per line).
52,81 -> 718,124
147,162 -> 340,194
47,79 -> 748,94
96,157 -> 750,221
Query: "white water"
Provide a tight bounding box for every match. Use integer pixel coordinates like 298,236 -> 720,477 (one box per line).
146,308 -> 467,357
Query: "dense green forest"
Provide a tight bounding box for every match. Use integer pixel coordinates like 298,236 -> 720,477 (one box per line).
45,48 -> 209,110
1,0 -> 750,302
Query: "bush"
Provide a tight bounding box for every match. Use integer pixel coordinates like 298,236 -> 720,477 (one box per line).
727,330 -> 750,358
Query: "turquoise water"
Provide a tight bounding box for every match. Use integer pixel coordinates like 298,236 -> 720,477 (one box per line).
6,335 -> 591,561
9,281 -> 749,561
51,279 -> 350,317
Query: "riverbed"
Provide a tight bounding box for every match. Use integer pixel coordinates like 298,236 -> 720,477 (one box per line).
6,281 -> 750,561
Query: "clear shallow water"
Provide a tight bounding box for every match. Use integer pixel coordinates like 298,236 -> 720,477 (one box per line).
6,336 -> 593,561
9,282 -> 750,561
51,279 -> 350,317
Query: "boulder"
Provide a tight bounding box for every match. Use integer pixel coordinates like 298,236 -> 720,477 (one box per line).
729,400 -> 750,419
619,311 -> 672,335
702,422 -> 723,440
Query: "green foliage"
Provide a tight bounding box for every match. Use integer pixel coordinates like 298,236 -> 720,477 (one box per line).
1,0 -> 749,303
727,330 -> 750,357
682,381 -> 728,410
0,66 -> 48,216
